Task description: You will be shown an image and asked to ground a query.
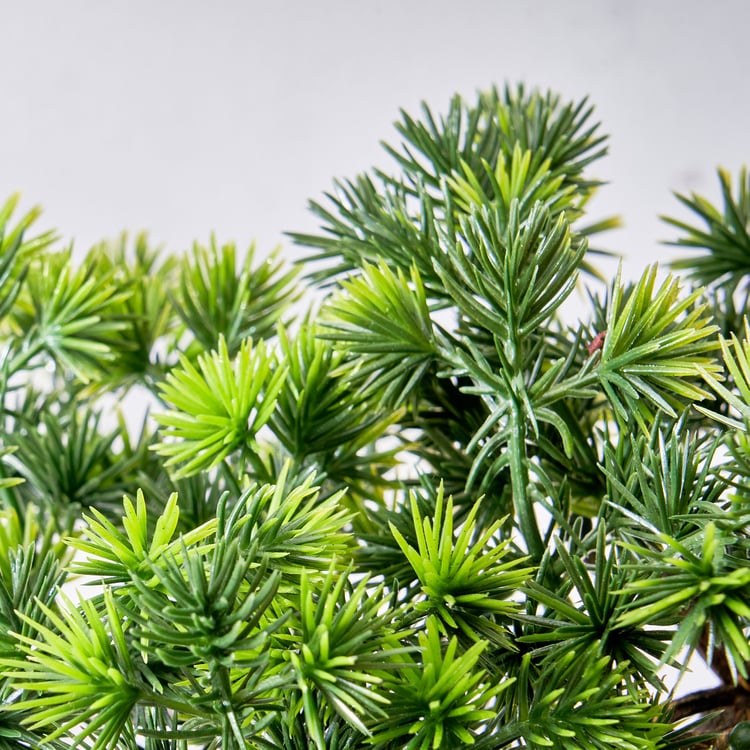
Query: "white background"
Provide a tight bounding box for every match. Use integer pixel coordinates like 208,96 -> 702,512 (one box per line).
2,0 -> 747,695
1,0 -> 748,289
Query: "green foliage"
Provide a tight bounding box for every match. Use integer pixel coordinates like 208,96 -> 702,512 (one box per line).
291,85 -> 615,289
370,617 -> 510,749
433,201 -> 585,348
321,261 -> 438,407
285,565 -> 406,746
2,590 -> 142,749
0,84 -> 748,748
521,525 -> 671,694
618,521 -> 750,679
603,414 -> 724,540
594,265 -> 720,431
268,323 -> 403,507
223,466 -> 354,581
173,238 -> 299,357
153,336 -> 288,478
9,249 -> 130,381
0,507 -> 69,750
70,488 -> 215,585
698,317 -> 750,429
84,233 -> 178,387
0,194 -> 56,327
391,485 -> 533,650
507,647 -> 668,749
7,406 -> 143,522
665,167 -> 750,294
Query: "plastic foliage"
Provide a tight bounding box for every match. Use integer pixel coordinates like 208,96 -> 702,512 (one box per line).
0,84 -> 747,748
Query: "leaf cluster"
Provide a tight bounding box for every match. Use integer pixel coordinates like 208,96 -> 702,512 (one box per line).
0,85 -> 749,749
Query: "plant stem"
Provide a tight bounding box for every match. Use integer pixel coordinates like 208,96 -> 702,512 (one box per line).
509,398 -> 543,562
670,684 -> 745,721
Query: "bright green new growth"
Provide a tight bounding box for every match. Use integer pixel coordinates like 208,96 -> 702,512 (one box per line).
390,486 -> 534,650
153,336 -> 288,478
0,84 -> 746,748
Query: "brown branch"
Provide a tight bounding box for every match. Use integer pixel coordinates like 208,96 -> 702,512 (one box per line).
669,682 -> 750,749
670,684 -> 744,721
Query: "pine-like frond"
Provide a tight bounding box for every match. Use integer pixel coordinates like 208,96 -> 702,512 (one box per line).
664,167 -> 750,295
153,336 -> 287,478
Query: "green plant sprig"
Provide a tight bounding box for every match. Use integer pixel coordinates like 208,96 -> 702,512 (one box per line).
0,84 -> 749,748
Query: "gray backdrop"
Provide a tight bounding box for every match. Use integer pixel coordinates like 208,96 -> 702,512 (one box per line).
2,1 -> 748,286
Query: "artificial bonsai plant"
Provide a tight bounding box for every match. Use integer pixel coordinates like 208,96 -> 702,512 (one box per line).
0,84 -> 748,749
